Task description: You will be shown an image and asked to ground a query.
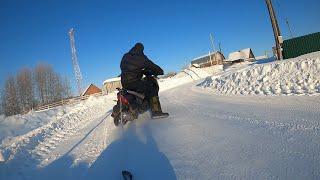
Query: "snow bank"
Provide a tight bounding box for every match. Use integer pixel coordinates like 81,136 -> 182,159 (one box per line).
173,67 -> 210,79
0,95 -> 116,145
0,111 -> 58,144
201,64 -> 224,75
158,66 -> 213,91
199,52 -> 320,96
0,95 -> 116,167
158,76 -> 193,92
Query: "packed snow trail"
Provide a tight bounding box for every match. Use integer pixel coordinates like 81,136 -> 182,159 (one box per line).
87,82 -> 320,179
1,81 -> 320,179
158,83 -> 320,179
0,96 -> 117,180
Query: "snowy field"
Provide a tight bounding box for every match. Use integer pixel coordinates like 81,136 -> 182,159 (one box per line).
0,52 -> 320,179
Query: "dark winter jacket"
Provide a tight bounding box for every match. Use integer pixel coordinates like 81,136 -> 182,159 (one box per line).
120,43 -> 164,86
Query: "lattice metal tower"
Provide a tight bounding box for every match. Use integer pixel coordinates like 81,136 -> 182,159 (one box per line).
68,28 -> 83,96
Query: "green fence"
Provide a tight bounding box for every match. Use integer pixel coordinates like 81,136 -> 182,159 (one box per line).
282,32 -> 320,59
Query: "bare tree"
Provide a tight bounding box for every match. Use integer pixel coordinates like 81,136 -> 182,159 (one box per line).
3,76 -> 20,116
16,68 -> 34,112
34,63 -> 72,105
34,64 -> 48,105
51,74 -> 72,101
1,63 -> 73,116
62,76 -> 72,98
46,67 -> 56,103
34,64 -> 57,105
49,71 -> 62,102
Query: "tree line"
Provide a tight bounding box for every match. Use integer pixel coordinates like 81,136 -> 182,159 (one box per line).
0,64 -> 72,116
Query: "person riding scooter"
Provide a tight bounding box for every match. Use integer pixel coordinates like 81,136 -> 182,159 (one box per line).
120,42 -> 169,119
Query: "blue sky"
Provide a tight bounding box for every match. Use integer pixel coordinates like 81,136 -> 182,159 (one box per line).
0,0 -> 319,93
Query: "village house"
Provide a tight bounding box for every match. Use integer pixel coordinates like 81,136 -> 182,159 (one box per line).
191,51 -> 225,68
81,84 -> 102,96
225,48 -> 255,64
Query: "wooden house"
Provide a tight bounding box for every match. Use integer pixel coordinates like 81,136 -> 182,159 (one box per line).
191,51 -> 225,68
82,84 -> 102,96
225,48 -> 255,63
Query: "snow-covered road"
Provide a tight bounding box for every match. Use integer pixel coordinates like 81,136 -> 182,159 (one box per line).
2,80 -> 320,180
158,82 -> 320,179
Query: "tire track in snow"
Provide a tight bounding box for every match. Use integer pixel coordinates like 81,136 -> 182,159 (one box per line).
69,112 -> 116,166
0,100 -> 113,177
35,111 -> 113,167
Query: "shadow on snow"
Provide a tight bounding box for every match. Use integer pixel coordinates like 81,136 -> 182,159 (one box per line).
85,122 -> 177,179
29,117 -> 176,180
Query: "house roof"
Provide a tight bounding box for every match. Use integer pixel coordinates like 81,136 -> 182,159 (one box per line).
81,84 -> 102,96
226,48 -> 254,62
103,77 -> 121,85
191,51 -> 225,65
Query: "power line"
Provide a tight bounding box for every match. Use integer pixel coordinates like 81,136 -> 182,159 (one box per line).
273,0 -> 295,38
285,18 -> 294,38
209,33 -> 216,52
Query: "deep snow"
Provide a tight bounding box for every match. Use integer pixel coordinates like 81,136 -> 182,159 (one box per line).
199,52 -> 320,96
0,53 -> 320,180
0,95 -> 117,145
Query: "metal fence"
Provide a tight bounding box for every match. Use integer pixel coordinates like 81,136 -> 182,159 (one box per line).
283,32 -> 320,59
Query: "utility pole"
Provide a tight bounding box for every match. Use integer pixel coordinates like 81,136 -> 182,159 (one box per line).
209,51 -> 212,66
265,0 -> 283,60
68,28 -> 83,96
209,33 -> 217,65
209,33 -> 216,52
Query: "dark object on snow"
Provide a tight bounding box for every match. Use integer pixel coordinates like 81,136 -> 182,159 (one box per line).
113,43 -> 168,126
120,43 -> 164,90
150,96 -> 169,119
123,74 -> 159,101
111,76 -> 169,126
122,170 -> 133,180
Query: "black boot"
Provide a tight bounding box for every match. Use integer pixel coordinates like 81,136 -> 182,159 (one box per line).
150,96 -> 169,119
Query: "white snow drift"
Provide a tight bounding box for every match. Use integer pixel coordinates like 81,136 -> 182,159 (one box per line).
199,52 -> 320,95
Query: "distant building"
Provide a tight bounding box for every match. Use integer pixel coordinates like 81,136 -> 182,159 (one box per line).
225,48 -> 255,63
82,84 -> 102,96
255,55 -> 268,60
103,77 -> 122,93
191,51 -> 225,68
